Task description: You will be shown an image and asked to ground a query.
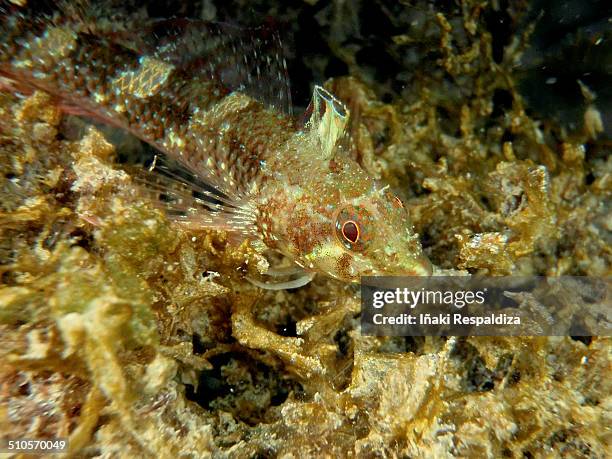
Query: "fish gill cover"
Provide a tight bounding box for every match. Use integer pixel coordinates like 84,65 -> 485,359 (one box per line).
0,0 -> 610,458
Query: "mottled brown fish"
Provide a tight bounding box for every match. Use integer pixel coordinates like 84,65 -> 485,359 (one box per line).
0,5 -> 432,287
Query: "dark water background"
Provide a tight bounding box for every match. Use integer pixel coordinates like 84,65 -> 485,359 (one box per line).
141,0 -> 612,138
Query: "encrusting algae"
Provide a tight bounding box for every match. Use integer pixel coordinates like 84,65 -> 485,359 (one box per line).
0,0 -> 611,458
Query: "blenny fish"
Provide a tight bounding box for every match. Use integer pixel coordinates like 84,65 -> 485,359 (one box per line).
0,4 -> 432,287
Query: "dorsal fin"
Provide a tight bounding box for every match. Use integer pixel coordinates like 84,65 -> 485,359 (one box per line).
0,7 -> 292,236
306,86 -> 349,160
138,19 -> 293,115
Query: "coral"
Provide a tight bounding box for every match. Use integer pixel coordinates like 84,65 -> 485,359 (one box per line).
0,1 -> 610,458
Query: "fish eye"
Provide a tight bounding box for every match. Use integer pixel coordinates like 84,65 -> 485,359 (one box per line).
335,205 -> 373,252
341,220 -> 360,244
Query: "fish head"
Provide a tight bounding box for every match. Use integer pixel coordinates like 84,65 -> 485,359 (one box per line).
284,85 -> 432,282
294,180 -> 432,282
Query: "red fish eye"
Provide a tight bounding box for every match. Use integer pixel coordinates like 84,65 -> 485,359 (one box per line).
341,220 -> 360,244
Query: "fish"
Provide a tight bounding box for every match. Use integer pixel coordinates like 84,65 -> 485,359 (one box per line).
0,3 -> 432,287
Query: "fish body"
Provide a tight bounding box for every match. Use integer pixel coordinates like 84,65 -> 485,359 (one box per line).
0,7 -> 432,283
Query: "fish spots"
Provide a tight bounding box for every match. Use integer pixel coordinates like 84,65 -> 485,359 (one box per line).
38,26 -> 77,61
13,26 -> 77,70
257,207 -> 278,248
287,208 -> 330,255
165,129 -> 185,149
336,252 -> 354,280
93,92 -> 108,104
111,56 -> 174,99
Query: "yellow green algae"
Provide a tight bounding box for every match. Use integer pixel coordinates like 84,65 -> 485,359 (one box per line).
0,3 -> 611,458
